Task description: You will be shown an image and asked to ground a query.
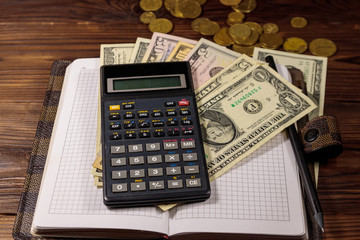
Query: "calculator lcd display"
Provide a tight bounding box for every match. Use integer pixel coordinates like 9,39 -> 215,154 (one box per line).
108,74 -> 187,93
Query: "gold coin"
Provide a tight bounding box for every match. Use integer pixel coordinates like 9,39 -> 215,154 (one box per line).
232,0 -> 257,13
164,0 -> 182,18
283,37 -> 308,53
290,17 -> 308,28
309,38 -> 337,57
148,18 -> 173,33
232,43 -> 260,56
191,17 -> 210,32
263,23 -> 279,34
240,29 -> 259,46
219,0 -> 242,6
228,23 -> 251,44
199,20 -> 220,36
244,22 -> 263,35
213,27 -> 234,46
139,11 -> 156,24
259,33 -> 283,49
227,11 -> 245,25
178,0 -> 202,19
139,0 -> 163,12
195,0 -> 207,5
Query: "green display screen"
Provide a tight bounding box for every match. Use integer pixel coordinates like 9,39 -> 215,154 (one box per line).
113,76 -> 182,91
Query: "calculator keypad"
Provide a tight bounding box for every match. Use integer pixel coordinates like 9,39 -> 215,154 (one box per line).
104,97 -> 209,205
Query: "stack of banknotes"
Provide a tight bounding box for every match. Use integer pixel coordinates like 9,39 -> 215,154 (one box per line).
92,32 -> 327,188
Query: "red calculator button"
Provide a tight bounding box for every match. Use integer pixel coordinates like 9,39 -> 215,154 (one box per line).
178,100 -> 190,106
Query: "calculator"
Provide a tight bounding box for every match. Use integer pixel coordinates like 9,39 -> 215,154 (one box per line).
100,62 -> 211,207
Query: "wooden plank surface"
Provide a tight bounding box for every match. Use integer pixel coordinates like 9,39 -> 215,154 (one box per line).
1,0 -> 359,239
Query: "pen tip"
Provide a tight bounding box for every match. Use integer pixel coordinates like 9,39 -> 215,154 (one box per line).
321,227 -> 325,233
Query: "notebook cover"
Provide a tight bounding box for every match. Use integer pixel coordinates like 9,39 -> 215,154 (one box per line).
12,60 -> 322,240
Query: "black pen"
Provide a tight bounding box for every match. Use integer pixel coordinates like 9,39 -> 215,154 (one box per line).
265,55 -> 325,232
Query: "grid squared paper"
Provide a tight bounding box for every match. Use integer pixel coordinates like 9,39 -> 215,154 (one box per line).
48,67 -> 161,218
174,133 -> 290,221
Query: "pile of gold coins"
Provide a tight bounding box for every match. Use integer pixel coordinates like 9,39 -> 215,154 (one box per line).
138,0 -> 337,57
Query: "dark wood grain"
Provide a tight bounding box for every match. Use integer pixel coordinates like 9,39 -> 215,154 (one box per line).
0,0 -> 359,239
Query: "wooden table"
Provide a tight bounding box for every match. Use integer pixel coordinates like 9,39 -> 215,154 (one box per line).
0,0 -> 359,239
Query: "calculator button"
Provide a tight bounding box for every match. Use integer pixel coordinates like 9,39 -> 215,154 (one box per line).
112,170 -> 127,179
165,154 -> 180,163
153,131 -> 165,137
111,157 -> 126,166
124,112 -> 135,119
166,166 -> 181,175
186,178 -> 202,188
111,145 -> 125,154
165,101 -> 176,107
149,181 -> 165,190
178,100 -> 190,106
124,133 -> 136,139
110,123 -> 121,130
124,122 -> 136,129
131,182 -> 146,191
153,121 -> 165,127
181,119 -> 192,125
168,180 -> 183,189
110,133 -> 122,140
167,130 -> 180,136
180,110 -> 191,115
138,112 -> 149,118
138,121 -> 150,128
128,144 -> 143,153
148,168 -> 164,177
123,104 -> 134,109
112,183 -> 127,193
129,156 -> 145,165
152,111 -> 163,117
109,105 -> 120,111
167,120 -> 178,126
146,142 -> 161,151
147,155 -> 162,164
182,129 -> 194,135
163,141 -> 178,150
130,169 -> 145,178
181,140 -> 195,149
166,110 -> 177,117
139,132 -> 151,138
109,114 -> 120,120
184,165 -> 199,174
183,153 -> 198,161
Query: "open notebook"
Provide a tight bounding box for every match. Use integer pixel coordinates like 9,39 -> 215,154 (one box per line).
31,58 -> 307,240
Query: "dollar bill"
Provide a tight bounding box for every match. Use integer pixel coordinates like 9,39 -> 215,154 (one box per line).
129,37 -> 150,63
253,47 -> 327,120
195,54 -> 258,102
165,41 -> 195,62
197,64 -> 317,181
141,32 -> 197,63
183,38 -> 241,89
100,43 -> 135,66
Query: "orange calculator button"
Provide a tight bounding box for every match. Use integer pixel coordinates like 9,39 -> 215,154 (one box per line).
109,105 -> 120,111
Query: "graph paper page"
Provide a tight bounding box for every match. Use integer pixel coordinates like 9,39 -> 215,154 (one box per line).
169,132 -> 306,237
31,59 -> 169,235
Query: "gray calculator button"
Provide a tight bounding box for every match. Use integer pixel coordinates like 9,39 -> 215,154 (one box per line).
165,154 -> 180,163
128,144 -> 143,153
111,157 -> 126,166
129,156 -> 145,165
166,166 -> 181,175
112,183 -> 127,193
182,153 -> 198,161
146,142 -> 161,151
163,141 -> 178,150
168,180 -> 183,189
111,145 -> 125,154
148,168 -> 163,177
186,178 -> 202,188
130,169 -> 145,178
149,181 -> 165,190
147,155 -> 162,164
112,170 -> 127,179
181,140 -> 195,149
184,165 -> 199,174
131,182 -> 146,191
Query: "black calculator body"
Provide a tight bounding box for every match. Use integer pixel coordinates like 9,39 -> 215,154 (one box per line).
100,62 -> 211,208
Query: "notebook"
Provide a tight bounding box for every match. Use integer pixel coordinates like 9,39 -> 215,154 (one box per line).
30,58 -> 307,240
